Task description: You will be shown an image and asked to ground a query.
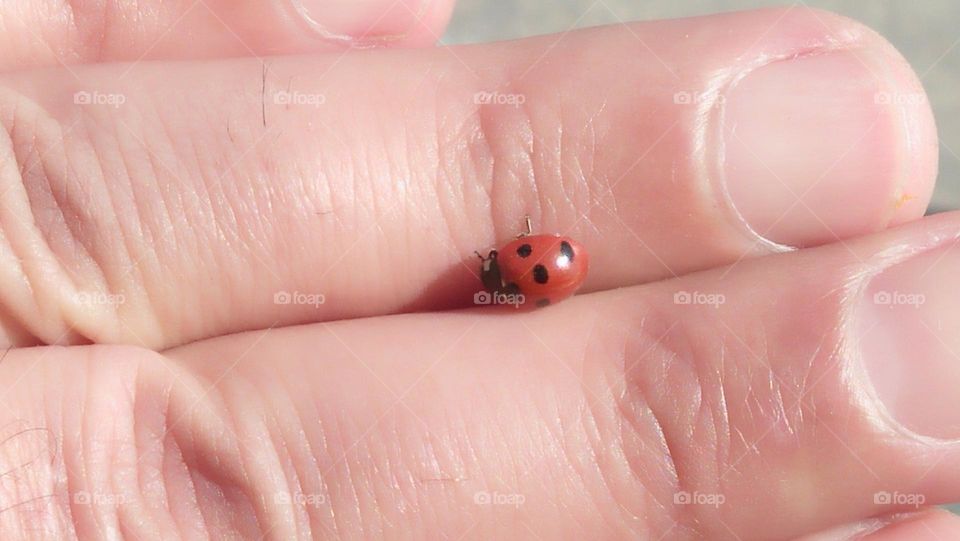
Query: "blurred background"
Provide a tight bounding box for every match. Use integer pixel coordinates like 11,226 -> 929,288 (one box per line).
442,0 -> 960,212
442,0 -> 960,514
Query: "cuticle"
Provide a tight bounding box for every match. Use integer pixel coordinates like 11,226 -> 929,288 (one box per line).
285,0 -> 429,44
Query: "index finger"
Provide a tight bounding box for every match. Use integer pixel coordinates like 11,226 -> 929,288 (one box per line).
0,7 -> 937,348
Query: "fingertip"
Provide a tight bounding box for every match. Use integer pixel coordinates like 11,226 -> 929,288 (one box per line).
851,7 -> 940,229
718,7 -> 939,248
884,58 -> 939,228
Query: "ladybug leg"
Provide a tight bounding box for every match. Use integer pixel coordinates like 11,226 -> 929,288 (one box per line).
500,282 -> 524,309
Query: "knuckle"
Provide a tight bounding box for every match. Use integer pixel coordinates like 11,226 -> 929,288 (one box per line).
583,302 -> 702,538
64,0 -> 110,61
449,75 -> 590,238
0,420 -> 62,538
0,85 -> 155,346
592,295 -> 799,539
434,84 -> 498,249
0,345 -> 265,539
598,289 -> 829,539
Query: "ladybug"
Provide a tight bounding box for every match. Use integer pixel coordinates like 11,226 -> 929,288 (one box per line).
475,217 -> 589,308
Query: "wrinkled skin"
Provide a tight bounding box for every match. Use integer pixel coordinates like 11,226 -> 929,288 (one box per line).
0,2 -> 957,540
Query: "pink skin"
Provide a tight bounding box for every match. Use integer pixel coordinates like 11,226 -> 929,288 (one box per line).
0,0 -> 454,68
4,214 -> 960,539
0,8 -> 936,348
0,2 -> 954,540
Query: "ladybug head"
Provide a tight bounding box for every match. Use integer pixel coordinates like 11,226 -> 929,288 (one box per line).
478,249 -> 504,294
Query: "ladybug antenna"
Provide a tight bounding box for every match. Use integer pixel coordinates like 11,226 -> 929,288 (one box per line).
517,215 -> 532,238
474,251 -> 484,260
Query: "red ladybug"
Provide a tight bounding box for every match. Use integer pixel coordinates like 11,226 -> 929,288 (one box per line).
476,217 -> 589,308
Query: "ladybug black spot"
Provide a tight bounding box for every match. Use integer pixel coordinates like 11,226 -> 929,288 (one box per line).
560,241 -> 574,261
536,298 -> 551,308
533,264 -> 549,284
517,244 -> 533,258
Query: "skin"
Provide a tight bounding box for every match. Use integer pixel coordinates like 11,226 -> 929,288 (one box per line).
0,1 -> 955,539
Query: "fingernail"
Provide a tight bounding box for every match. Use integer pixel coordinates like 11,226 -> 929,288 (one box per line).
722,51 -> 920,248
857,241 -> 960,441
287,0 -> 426,42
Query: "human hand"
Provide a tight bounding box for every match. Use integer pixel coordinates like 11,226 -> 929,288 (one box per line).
0,3 -> 956,539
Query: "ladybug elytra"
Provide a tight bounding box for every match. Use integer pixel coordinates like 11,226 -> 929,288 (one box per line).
475,217 -> 589,308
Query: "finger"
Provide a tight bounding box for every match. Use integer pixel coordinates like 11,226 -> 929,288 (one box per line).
182,210 -> 959,539
1,214 -> 959,538
800,509 -> 960,540
860,510 -> 960,540
0,0 -> 454,70
0,7 -> 937,348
